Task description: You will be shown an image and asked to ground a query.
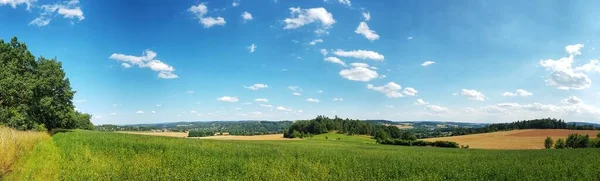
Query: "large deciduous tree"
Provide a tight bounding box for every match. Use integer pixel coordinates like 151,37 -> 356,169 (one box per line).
0,37 -> 93,130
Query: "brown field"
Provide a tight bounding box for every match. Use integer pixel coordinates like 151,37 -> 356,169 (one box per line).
423,129 -> 599,150
190,134 -> 289,140
117,131 -> 188,138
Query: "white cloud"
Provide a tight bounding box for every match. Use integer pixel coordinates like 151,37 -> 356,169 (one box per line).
324,57 -> 346,67
407,36 -> 413,40
189,3 -> 226,28
333,97 -> 343,101
350,62 -> 369,68
320,49 -> 328,56
218,96 -> 239,102
421,61 -> 435,66
252,111 -> 262,115
502,89 -> 532,97
334,49 -> 384,61
248,44 -> 257,53
309,39 -> 323,45
152,110 -> 156,114
121,63 -> 132,68
461,89 -> 486,101
362,12 -> 370,21
245,83 -> 268,90
292,92 -> 302,96
110,112 -> 116,115
502,92 -> 516,97
283,7 -> 335,34
136,111 -> 144,114
338,0 -> 351,6
306,98 -> 320,103
414,99 -> 429,105
109,49 -> 178,79
288,86 -> 302,92
156,104 -> 162,107
339,66 -> 378,82
241,11 -> 253,21
232,1 -> 239,7
276,106 -> 292,111
243,102 -> 252,105
575,60 -> 600,72
402,87 -> 418,96
355,22 -> 380,41
260,104 -> 273,108
317,90 -> 323,93
427,105 -> 449,113
186,90 -> 195,94
539,44 -> 591,90
254,98 -> 269,102
1,0 -> 35,10
29,0 -> 84,27
297,110 -> 303,113
562,96 -> 582,105
367,82 -> 403,98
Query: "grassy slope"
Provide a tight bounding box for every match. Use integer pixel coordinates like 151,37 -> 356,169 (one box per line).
8,130 -> 600,180
0,126 -> 50,177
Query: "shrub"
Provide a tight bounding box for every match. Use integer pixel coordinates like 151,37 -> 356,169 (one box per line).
554,138 -> 566,149
432,141 -> 460,148
565,133 -> 589,148
544,137 -> 553,149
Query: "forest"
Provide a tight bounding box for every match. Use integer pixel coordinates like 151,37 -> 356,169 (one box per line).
0,37 -> 93,131
449,118 -> 599,136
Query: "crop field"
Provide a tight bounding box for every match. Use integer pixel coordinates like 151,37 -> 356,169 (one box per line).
4,130 -> 600,180
191,134 -> 289,140
423,129 -> 600,149
117,131 -> 188,138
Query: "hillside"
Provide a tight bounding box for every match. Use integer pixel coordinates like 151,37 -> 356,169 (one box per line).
5,130 -> 600,180
423,129 -> 600,149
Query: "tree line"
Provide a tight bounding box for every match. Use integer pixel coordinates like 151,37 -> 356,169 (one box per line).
450,118 -> 598,136
283,115 -> 415,139
0,37 -> 94,131
544,132 -> 600,149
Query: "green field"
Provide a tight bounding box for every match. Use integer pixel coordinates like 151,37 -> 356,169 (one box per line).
5,130 -> 600,180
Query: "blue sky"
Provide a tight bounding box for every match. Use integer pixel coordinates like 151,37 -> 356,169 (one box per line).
2,0 -> 600,125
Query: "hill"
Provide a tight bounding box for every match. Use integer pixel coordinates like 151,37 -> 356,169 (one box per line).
423,129 -> 600,149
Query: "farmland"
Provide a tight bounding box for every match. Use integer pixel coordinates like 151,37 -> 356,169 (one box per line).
4,130 -> 600,180
423,129 -> 600,149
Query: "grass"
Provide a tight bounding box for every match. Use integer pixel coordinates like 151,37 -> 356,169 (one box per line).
5,130 -> 600,180
0,126 -> 50,177
307,132 -> 376,144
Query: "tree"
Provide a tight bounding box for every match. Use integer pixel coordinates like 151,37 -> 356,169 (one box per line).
597,132 -> 600,138
374,129 -> 390,141
544,137 -> 553,149
554,138 -> 566,149
0,37 -> 93,130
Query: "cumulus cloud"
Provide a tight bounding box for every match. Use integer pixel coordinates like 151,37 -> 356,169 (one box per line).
362,12 -> 370,21
461,89 -> 486,101
241,11 -> 253,21
306,98 -> 320,103
254,98 -> 269,102
189,3 -> 226,28
338,0 -> 351,6
421,61 -> 435,66
402,87 -> 418,96
562,96 -> 582,105
367,82 -> 403,98
575,60 -> 600,73
540,44 -> 591,90
1,0 -> 35,10
218,96 -> 239,102
503,89 -> 532,97
355,22 -> 379,41
292,92 -> 302,96
288,86 -> 302,92
339,64 -> 379,82
334,49 -> 384,61
324,57 -> 346,67
109,49 -> 178,79
427,105 -> 449,113
283,7 -> 335,34
414,99 -> 429,105
29,0 -> 85,27
136,111 -> 144,114
248,43 -> 257,53
320,49 -> 328,56
276,106 -> 292,111
232,0 -> 239,7
333,98 -> 343,101
245,83 -> 268,90
309,39 -> 323,45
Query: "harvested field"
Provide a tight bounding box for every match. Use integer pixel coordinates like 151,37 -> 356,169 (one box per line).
117,131 -> 188,138
191,134 -> 288,140
423,129 -> 599,150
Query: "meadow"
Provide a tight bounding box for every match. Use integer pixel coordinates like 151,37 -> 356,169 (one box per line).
4,130 -> 600,180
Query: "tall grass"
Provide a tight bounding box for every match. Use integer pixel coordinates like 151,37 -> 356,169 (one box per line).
44,131 -> 600,180
0,126 -> 50,176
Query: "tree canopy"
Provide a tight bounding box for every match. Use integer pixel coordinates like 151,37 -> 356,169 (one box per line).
0,37 -> 93,130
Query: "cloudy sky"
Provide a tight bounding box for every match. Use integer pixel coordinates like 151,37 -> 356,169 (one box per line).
2,0 -> 600,125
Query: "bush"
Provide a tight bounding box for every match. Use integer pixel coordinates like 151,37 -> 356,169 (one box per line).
554,138 -> 566,149
378,139 -> 459,148
188,130 -> 215,137
565,133 -> 589,148
544,137 -> 553,149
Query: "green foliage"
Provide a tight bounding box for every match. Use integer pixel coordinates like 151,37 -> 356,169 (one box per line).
284,116 -> 417,140
597,132 -> 600,138
187,130 -> 215,137
0,37 -> 93,131
378,139 -> 459,148
544,137 -> 553,149
450,118 -> 598,136
565,133 -> 589,148
10,130 -> 600,180
554,138 -> 566,149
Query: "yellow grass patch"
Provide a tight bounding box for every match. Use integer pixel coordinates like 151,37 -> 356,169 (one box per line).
117,131 -> 188,138
0,126 -> 51,176
423,129 -> 600,149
